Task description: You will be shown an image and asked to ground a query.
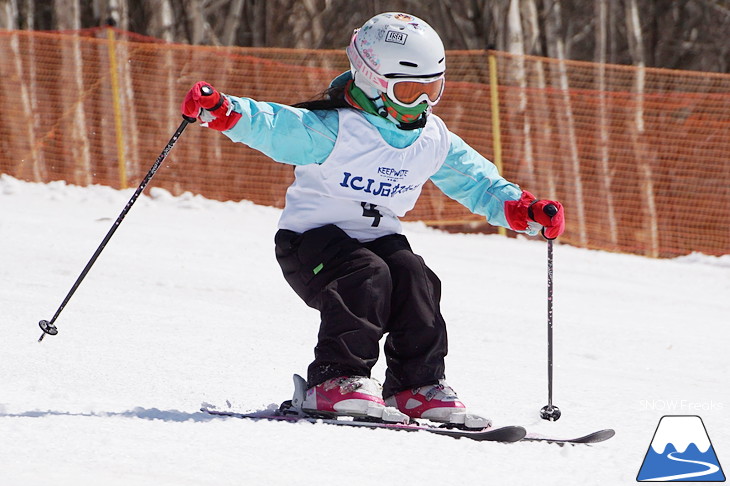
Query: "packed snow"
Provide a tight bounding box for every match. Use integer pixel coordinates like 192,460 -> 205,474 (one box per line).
2,174 -> 728,485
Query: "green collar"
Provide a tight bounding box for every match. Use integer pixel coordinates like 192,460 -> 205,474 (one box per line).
345,81 -> 381,117
345,81 -> 428,126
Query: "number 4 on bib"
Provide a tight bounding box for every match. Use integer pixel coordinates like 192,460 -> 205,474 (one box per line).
361,202 -> 382,227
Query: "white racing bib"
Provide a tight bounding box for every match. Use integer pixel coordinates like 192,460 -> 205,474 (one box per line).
278,109 -> 450,241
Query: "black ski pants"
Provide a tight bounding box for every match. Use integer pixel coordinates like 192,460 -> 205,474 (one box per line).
274,224 -> 448,398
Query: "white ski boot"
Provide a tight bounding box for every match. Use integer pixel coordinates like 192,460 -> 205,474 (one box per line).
385,380 -> 492,429
290,374 -> 409,423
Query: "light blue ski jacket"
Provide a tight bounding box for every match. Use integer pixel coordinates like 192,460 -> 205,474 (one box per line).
221,92 -> 526,231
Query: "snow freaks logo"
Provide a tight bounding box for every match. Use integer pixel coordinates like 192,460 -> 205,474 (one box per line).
637,415 -> 725,482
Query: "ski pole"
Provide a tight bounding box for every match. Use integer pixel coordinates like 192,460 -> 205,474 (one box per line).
38,115 -> 196,342
539,204 -> 561,421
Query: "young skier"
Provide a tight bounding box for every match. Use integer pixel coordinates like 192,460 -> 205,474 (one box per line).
182,12 -> 564,428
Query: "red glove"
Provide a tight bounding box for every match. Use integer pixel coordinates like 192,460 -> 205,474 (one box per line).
504,191 -> 565,240
181,81 -> 241,131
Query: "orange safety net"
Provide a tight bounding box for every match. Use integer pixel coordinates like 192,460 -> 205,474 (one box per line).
1,28 -> 729,257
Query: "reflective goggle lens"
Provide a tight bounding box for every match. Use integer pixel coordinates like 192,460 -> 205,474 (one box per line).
391,78 -> 444,105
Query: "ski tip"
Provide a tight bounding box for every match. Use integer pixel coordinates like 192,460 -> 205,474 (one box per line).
593,428 -> 616,440
569,428 -> 615,443
496,425 -> 528,442
456,425 -> 527,443
523,428 -> 616,445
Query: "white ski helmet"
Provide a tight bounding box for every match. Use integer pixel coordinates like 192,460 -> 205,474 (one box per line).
346,12 -> 446,108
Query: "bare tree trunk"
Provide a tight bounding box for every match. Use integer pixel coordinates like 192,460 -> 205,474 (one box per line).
98,0 -> 141,185
145,0 -> 176,169
145,0 -> 176,146
23,0 -> 47,180
0,0 -> 45,181
21,0 -> 28,28
544,0 -> 587,246
488,0 -> 509,51
436,0 -> 473,49
625,0 -> 645,134
594,0 -> 618,248
116,34 -> 140,183
520,0 -> 541,55
146,0 -> 175,41
222,0 -> 244,46
10,40 -> 46,181
250,0 -> 267,47
94,30 -> 119,187
184,0 -> 205,44
505,0 -> 536,189
54,0 -> 92,186
608,0 -> 621,64
292,0 -> 322,47
522,0 -> 557,198
106,0 -> 128,30
0,0 -> 17,28
625,0 -> 658,257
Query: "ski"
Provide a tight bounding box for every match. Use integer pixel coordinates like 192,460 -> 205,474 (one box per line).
524,429 -> 615,445
201,405 -> 614,446
200,405 -> 527,442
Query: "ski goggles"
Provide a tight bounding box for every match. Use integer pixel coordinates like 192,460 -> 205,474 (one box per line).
346,32 -> 445,108
386,75 -> 445,107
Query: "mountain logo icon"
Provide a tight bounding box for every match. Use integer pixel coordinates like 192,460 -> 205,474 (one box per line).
637,415 -> 725,482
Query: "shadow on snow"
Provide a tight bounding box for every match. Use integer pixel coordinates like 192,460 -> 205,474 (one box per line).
1,407 -> 219,422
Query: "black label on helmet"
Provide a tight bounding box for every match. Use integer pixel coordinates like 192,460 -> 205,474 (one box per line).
385,31 -> 408,45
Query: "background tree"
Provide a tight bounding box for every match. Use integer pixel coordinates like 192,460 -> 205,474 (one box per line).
2,0 -> 729,73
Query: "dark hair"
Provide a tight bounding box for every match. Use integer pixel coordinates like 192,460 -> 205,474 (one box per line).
293,85 -> 351,111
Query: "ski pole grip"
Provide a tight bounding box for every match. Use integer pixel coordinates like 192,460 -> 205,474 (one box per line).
181,84 -> 217,123
544,203 -> 558,218
541,204 -> 559,240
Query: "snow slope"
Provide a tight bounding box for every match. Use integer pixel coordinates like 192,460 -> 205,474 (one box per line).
1,174 -> 728,485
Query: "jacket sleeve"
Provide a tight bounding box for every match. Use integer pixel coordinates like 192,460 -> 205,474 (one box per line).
430,131 -> 535,233
220,96 -> 339,166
